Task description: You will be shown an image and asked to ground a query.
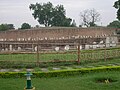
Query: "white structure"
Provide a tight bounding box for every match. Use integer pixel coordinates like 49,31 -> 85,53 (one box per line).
18,47 -> 22,51
55,47 -> 60,51
34,46 -> 38,51
64,45 -> 70,51
106,36 -> 118,47
9,45 -> 12,51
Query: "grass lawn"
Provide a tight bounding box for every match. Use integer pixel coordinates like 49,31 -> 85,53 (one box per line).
0,71 -> 120,90
0,48 -> 119,62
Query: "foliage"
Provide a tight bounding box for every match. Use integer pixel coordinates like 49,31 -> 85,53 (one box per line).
7,24 -> 15,29
0,66 -> 120,78
0,24 -> 14,31
29,2 -> 72,27
114,0 -> 120,20
21,23 -> 31,29
80,8 -> 100,27
107,20 -> 120,34
0,71 -> 120,90
107,20 -> 120,28
35,25 -> 40,28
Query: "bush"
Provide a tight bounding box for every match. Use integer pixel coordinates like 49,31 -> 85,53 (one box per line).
0,66 -> 120,78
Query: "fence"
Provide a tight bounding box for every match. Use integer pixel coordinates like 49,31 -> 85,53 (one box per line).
0,42 -> 120,68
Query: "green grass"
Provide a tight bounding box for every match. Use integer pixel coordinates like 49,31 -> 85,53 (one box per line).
0,53 -> 77,61
40,53 -> 77,61
0,48 -> 119,68
0,71 -> 120,90
0,48 -> 119,62
0,54 -> 37,61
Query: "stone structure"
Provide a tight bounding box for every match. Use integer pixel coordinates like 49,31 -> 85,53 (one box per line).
0,27 -> 118,51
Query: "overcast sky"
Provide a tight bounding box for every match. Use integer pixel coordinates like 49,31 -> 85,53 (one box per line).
0,0 -> 117,28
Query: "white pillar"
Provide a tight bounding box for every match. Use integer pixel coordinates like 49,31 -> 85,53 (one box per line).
9,45 -> 12,51
18,47 -> 21,51
34,46 -> 37,52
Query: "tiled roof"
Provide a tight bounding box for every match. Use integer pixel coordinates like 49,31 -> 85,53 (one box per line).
0,27 -> 116,41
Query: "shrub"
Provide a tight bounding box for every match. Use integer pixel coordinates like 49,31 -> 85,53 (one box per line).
0,66 -> 120,78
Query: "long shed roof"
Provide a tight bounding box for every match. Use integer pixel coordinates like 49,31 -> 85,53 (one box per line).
0,27 -> 117,41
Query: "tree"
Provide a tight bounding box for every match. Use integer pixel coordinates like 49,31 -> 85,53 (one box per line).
0,24 -> 8,31
35,25 -> 40,28
29,2 -> 53,27
21,23 -> 31,29
7,24 -> 15,29
50,5 -> 72,27
80,9 -> 100,27
0,24 -> 15,31
107,20 -> 120,28
51,4 -> 65,26
107,20 -> 120,34
29,2 -> 72,27
113,0 -> 120,21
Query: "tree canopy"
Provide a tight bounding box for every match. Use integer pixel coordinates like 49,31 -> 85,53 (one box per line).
107,20 -> 120,28
29,2 -> 73,27
80,9 -> 100,27
0,24 -> 14,31
21,23 -> 31,29
114,0 -> 120,21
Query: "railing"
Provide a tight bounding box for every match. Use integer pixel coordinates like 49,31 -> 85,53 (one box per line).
0,42 -> 120,68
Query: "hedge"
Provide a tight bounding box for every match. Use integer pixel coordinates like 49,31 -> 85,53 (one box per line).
0,66 -> 120,78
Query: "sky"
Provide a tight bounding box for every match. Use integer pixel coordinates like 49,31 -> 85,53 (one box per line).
0,0 -> 117,28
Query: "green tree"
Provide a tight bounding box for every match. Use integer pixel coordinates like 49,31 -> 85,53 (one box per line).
21,23 -> 31,29
29,2 -> 72,27
89,22 -> 97,27
0,24 -> 8,31
0,24 -> 14,31
29,2 -> 53,27
107,20 -> 120,28
7,24 -> 15,29
114,0 -> 120,20
50,5 -> 72,27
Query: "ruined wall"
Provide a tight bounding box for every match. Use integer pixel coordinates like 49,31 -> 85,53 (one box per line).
0,27 -> 116,42
0,27 -> 118,51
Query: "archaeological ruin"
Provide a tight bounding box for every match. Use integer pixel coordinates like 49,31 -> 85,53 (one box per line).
0,27 -> 119,52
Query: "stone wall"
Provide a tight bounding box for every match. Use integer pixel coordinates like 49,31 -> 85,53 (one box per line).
0,27 -> 116,42
0,27 -> 118,51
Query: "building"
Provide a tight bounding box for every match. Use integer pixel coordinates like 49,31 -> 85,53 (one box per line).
0,27 -> 118,51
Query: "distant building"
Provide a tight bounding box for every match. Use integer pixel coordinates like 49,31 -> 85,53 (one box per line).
0,27 -> 119,51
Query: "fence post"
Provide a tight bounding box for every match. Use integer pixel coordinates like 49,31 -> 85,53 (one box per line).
77,44 -> 80,64
36,43 -> 40,66
104,44 -> 107,61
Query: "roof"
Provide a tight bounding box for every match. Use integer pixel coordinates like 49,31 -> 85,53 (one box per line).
0,27 -> 116,41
